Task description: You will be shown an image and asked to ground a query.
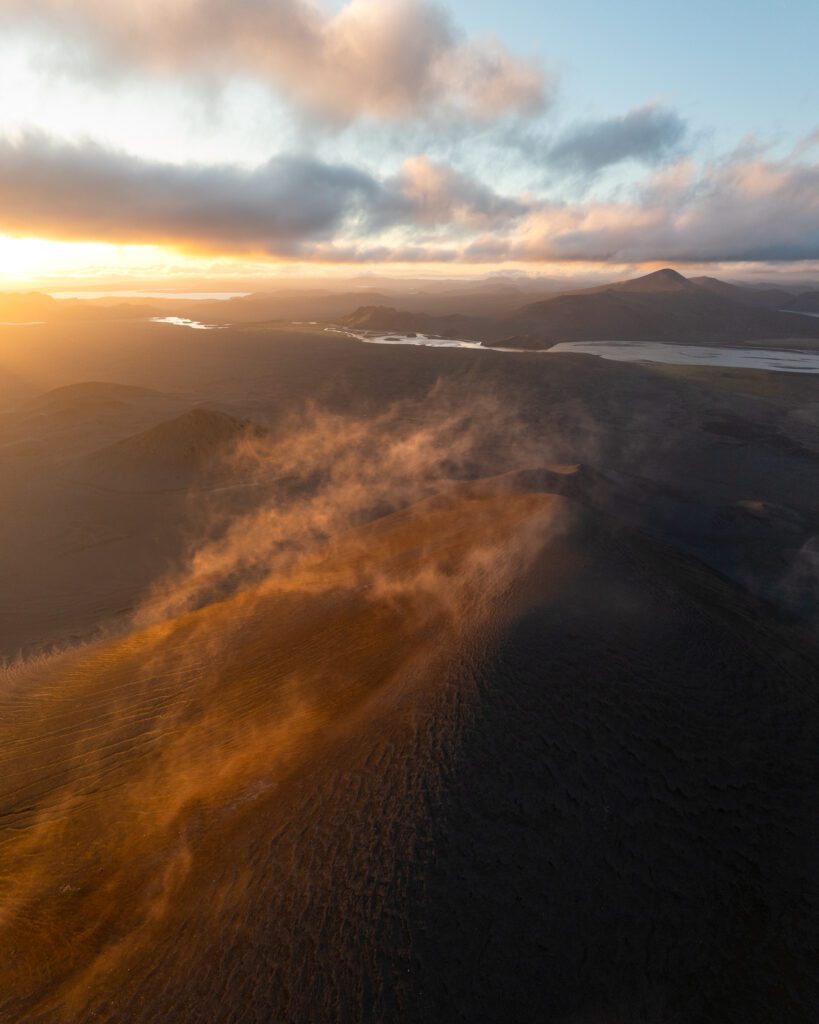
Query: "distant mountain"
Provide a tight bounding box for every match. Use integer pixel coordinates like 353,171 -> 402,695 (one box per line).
334,271 -> 819,350
339,306 -> 429,332
608,268 -> 692,293
687,276 -> 798,309
192,285 -> 551,324
7,270 -> 819,336
786,290 -> 819,314
503,269 -> 819,348
23,381 -> 164,412
0,291 -> 57,322
339,305 -> 492,341
0,383 -> 191,463
0,292 -> 158,323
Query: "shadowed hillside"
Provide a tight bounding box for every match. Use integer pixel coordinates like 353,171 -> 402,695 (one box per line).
508,269 -> 819,346
79,408 -> 268,491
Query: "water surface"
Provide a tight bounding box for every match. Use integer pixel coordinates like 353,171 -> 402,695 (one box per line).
332,327 -> 819,373
327,328 -> 484,350
550,340 -> 819,374
151,316 -> 224,330
56,291 -> 249,300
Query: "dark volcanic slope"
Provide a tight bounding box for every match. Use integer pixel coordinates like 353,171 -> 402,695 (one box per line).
78,407 -> 267,491
0,482 -> 816,1024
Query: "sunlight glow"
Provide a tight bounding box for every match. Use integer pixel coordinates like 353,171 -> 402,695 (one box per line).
0,236 -> 183,288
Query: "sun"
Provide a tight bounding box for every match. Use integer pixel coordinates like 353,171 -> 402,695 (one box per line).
0,235 -> 186,290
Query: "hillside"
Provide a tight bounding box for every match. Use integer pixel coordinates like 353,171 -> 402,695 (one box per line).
333,270 -> 819,349
503,269 -> 819,347
0,478 -> 816,1022
79,407 -> 267,491
0,292 -> 158,323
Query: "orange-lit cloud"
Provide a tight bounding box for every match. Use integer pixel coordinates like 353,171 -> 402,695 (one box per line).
389,156 -> 528,229
1,0 -> 550,125
504,150 -> 819,263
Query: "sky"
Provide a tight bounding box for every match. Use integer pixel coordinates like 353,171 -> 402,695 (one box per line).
0,0 -> 817,288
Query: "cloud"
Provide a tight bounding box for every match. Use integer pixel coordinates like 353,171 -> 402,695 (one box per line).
469,148 -> 819,264
1,0 -> 550,125
1,131 -> 818,264
0,135 -> 525,255
544,104 -> 688,174
0,134 -> 386,253
388,156 -> 530,229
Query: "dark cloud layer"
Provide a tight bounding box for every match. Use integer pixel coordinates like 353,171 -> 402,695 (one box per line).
546,105 -> 688,173
0,136 -> 382,253
0,136 -> 526,255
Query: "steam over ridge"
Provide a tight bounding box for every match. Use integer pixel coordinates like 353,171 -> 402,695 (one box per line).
0,392 -> 567,1021
136,388 -> 556,626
